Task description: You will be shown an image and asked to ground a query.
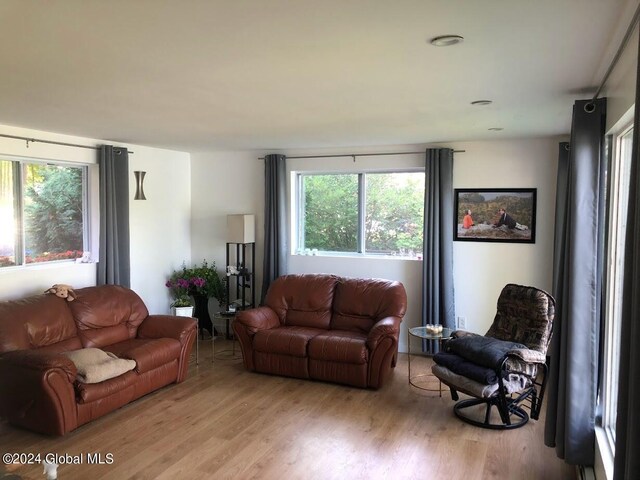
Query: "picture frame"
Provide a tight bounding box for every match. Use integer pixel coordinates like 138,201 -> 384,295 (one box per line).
454,188 -> 537,243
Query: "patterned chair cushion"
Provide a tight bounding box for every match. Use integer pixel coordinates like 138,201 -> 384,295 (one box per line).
485,283 -> 555,354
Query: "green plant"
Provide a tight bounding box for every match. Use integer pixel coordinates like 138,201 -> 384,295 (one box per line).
170,295 -> 193,308
166,260 -> 226,305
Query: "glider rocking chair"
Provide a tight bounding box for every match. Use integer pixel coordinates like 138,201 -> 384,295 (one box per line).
432,283 -> 555,429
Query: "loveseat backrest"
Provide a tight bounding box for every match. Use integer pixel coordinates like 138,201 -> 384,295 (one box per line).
331,278 -> 407,333
69,285 -> 149,348
0,294 -> 81,354
265,274 -> 339,329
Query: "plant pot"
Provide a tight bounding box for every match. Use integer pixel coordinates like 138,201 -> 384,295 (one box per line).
192,294 -> 213,338
172,306 -> 194,317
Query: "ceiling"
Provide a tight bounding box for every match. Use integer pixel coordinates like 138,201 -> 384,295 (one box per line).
0,1 -> 629,152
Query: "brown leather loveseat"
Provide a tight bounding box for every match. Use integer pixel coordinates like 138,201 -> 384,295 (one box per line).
233,274 -> 407,389
0,285 -> 196,436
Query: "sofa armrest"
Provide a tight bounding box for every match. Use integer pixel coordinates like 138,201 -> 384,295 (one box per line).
235,307 -> 280,336
137,315 -> 197,344
0,350 -> 78,435
366,316 -> 401,351
508,347 -> 547,364
0,350 -> 77,381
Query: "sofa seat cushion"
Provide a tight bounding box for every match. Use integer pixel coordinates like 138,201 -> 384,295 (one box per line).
103,338 -> 181,374
253,326 -> 324,357
75,370 -> 138,404
308,331 -> 369,364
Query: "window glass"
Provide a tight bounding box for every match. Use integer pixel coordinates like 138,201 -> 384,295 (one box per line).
297,171 -> 424,257
365,172 -> 424,255
302,174 -> 358,252
0,158 -> 86,268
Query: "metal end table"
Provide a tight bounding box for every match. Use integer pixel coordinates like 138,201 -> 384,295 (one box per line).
407,326 -> 453,396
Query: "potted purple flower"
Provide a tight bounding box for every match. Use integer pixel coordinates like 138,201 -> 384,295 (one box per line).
166,260 -> 226,337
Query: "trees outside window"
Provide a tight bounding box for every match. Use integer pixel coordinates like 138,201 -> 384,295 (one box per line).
0,159 -> 86,268
297,171 -> 424,256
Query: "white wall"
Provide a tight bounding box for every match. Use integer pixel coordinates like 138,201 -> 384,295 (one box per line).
0,124 -> 191,314
190,151 -> 264,315
451,138 -> 559,334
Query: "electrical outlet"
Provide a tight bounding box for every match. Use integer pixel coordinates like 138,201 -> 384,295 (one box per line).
457,316 -> 467,329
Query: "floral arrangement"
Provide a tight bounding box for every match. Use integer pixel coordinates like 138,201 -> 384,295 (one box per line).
166,260 -> 226,307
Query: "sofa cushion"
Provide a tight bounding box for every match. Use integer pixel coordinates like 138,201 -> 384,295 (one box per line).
75,370 -> 138,404
103,338 -> 181,374
331,278 -> 407,333
69,286 -> 149,348
253,326 -> 324,357
0,294 -> 79,353
265,274 -> 338,329
308,331 -> 368,364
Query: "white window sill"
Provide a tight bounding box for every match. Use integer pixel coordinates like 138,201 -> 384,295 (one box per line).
292,252 -> 422,261
595,426 -> 614,480
0,260 -> 95,273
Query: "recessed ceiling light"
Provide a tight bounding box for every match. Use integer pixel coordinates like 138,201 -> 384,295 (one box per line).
429,35 -> 464,47
471,100 -> 493,106
488,127 -> 504,131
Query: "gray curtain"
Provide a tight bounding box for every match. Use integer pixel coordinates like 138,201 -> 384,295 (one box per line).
261,154 -> 287,302
422,148 -> 455,350
613,33 -> 640,480
97,145 -> 130,287
544,98 -> 607,465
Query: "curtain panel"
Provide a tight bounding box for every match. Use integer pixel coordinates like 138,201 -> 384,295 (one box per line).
97,145 -> 130,287
261,154 -> 288,302
544,98 -> 607,465
613,31 -> 640,480
422,148 -> 455,352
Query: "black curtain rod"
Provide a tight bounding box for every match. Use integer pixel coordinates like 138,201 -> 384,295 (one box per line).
588,1 -> 640,110
259,150 -> 465,160
0,133 -> 134,154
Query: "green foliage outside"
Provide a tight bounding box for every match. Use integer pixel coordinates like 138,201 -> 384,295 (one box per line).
303,174 -> 358,252
24,164 -> 84,257
302,173 -> 424,255
365,173 -> 424,254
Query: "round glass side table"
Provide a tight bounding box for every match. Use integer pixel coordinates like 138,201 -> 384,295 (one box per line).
212,312 -> 242,362
407,326 -> 453,396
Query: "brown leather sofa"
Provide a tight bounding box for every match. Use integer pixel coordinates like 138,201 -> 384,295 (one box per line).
233,274 -> 407,389
0,285 -> 196,436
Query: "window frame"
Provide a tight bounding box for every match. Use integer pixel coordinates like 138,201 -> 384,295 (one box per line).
0,154 -> 91,269
294,169 -> 425,258
600,121 -> 633,454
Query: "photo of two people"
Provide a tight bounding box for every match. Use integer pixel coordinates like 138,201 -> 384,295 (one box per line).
454,189 -> 537,243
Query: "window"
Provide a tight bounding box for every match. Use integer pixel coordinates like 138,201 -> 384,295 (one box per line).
296,171 -> 424,257
600,124 -> 633,451
0,158 -> 88,268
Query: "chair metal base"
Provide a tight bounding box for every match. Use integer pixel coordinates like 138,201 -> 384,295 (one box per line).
453,397 -> 529,430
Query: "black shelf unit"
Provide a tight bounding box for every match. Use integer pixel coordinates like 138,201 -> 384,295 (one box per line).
225,242 -> 255,314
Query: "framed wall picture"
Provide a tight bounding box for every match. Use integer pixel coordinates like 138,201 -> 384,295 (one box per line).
454,188 -> 537,243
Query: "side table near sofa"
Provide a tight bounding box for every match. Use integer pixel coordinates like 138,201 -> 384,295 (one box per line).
408,326 -> 453,396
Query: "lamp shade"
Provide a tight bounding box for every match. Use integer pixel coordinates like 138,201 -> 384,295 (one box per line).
227,214 -> 255,243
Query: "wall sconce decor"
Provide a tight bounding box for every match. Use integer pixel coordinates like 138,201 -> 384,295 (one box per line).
134,171 -> 147,200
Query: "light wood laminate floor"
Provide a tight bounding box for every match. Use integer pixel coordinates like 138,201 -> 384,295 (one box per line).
0,339 -> 575,480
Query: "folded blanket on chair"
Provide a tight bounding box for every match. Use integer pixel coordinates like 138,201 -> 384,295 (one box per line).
433,352 -> 499,384
446,336 -> 526,369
